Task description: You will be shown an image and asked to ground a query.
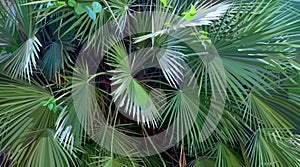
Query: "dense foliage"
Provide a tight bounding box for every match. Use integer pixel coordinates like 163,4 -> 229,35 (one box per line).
0,0 -> 300,166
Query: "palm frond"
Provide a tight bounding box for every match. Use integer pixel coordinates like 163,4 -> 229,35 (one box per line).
247,130 -> 300,167
3,36 -> 41,81
0,0 -> 42,81
107,40 -> 163,127
210,0 -> 300,102
215,143 -> 243,167
243,91 -> 300,133
134,1 -> 230,43
0,74 -> 77,166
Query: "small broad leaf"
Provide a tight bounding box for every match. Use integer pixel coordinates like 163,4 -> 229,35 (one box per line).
68,0 -> 76,7
54,1 -> 65,6
190,5 -> 197,15
75,3 -> 86,15
85,6 -> 96,20
48,103 -> 54,111
185,14 -> 194,21
47,96 -> 55,103
182,5 -> 197,21
40,101 -> 48,106
200,30 -> 209,35
160,0 -> 167,7
182,12 -> 189,15
199,35 -> 209,39
92,2 -> 102,13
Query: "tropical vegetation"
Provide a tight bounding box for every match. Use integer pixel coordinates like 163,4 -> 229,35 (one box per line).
0,0 -> 300,166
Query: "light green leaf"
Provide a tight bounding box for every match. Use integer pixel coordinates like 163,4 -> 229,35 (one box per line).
190,4 -> 197,15
182,5 -> 197,21
92,1 -> 102,13
40,101 -> 48,106
185,14 -> 194,21
74,3 -> 86,15
68,0 -> 76,7
48,103 -> 54,111
160,0 -> 167,7
85,6 -> 96,20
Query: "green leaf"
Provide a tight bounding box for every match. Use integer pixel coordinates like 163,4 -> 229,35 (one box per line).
200,30 -> 209,35
92,2 -> 102,13
85,6 -> 96,20
48,103 -> 54,111
68,0 -> 76,7
40,101 -> 48,106
47,96 -> 55,104
190,4 -> 197,15
182,5 -> 197,21
54,1 -> 66,6
74,3 -> 86,15
199,35 -> 209,39
185,13 -> 194,21
160,0 -> 167,7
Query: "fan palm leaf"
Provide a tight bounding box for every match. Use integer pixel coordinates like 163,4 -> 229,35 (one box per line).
0,74 -> 76,166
